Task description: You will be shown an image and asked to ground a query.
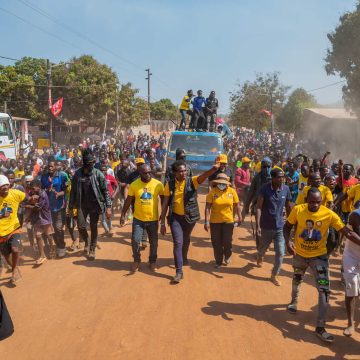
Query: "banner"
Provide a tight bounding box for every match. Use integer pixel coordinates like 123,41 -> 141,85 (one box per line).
51,98 -> 63,117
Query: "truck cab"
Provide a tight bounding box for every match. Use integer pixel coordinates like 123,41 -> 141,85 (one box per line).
0,113 -> 17,159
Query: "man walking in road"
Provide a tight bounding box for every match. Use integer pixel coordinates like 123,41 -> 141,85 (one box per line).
120,164 -> 164,272
256,168 -> 292,286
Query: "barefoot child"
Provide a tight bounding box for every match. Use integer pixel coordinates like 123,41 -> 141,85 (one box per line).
25,179 -> 56,265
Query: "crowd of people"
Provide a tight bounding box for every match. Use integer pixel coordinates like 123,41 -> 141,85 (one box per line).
0,125 -> 360,344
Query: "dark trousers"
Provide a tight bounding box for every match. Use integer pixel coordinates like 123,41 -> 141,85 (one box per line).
170,214 -> 196,274
210,223 -> 234,265
131,218 -> 158,263
205,112 -> 216,131
77,207 -> 100,251
191,110 -> 205,130
51,209 -> 66,250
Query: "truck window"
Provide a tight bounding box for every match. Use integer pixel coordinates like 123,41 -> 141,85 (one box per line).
169,134 -> 222,155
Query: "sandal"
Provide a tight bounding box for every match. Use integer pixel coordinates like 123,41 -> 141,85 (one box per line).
35,257 -> 47,265
287,304 -> 297,315
10,269 -> 22,285
316,327 -> 334,343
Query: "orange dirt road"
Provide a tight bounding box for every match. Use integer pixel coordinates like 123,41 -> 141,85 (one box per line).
1,195 -> 359,360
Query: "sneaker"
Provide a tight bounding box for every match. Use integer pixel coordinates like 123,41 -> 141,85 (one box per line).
57,248 -> 66,258
173,273 -> 183,283
315,327 -> 334,343
270,275 -> 281,286
35,256 -> 47,265
84,245 -> 90,256
131,261 -> 140,272
88,250 -> 95,260
214,263 -> 222,269
224,257 -> 231,265
256,254 -> 263,267
287,303 -> 297,314
149,263 -> 156,272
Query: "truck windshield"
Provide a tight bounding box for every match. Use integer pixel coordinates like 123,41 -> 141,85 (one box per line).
0,117 -> 13,140
169,134 -> 222,155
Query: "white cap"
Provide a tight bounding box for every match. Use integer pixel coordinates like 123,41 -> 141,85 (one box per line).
0,175 -> 10,187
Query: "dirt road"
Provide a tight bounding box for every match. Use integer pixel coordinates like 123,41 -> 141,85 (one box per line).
1,195 -> 359,360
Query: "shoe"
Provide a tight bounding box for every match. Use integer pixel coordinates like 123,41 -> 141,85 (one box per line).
270,275 -> 281,286
315,327 -> 334,343
69,241 -> 78,251
131,261 -> 140,272
173,273 -> 183,283
149,263 -> 156,272
256,254 -> 263,267
224,257 -> 231,265
35,256 -> 47,265
214,263 -> 222,269
88,250 -> 95,260
84,245 -> 90,256
57,248 -> 66,258
141,242 -> 148,249
287,303 -> 297,314
183,258 -> 189,266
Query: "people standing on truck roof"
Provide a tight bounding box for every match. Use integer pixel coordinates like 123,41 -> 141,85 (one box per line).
179,90 -> 194,130
160,158 -> 220,283
190,90 -> 207,132
205,172 -> 242,268
204,91 -> 219,132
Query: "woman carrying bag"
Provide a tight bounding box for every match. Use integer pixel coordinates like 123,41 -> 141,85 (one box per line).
205,173 -> 242,268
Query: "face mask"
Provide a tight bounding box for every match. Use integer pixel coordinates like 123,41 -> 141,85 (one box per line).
217,184 -> 227,191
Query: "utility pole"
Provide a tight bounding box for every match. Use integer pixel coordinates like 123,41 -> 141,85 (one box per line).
270,92 -> 274,145
145,68 -> 152,126
116,87 -> 119,136
47,59 -> 53,145
4,101 -> 7,113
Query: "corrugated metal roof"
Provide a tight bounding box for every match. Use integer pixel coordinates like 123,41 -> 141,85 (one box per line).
305,108 -> 358,120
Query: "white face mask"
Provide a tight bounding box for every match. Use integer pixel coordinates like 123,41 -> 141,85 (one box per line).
217,183 -> 227,191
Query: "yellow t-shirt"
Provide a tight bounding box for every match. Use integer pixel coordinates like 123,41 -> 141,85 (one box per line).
296,185 -> 333,206
0,189 -> 26,236
180,95 -> 191,111
298,174 -> 308,194
347,184 -> 360,208
164,176 -> 199,215
206,187 -> 239,223
14,169 -> 25,179
128,178 -> 164,222
111,160 -> 121,171
287,204 -> 344,258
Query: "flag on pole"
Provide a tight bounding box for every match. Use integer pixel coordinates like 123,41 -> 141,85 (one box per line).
51,98 -> 63,117
260,109 -> 272,117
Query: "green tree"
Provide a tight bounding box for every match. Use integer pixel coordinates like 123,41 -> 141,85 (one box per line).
229,72 -> 289,131
277,88 -> 317,133
150,98 -> 178,120
325,3 -> 360,114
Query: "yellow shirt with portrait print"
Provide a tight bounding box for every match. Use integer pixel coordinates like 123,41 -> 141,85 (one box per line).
206,186 -> 239,223
14,169 -> 25,180
346,184 -> 360,209
164,176 -> 199,215
296,185 -> 333,206
128,177 -> 164,222
0,189 -> 26,237
287,204 -> 344,258
298,174 -> 308,194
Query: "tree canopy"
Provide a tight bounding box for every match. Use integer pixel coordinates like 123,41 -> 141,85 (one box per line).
325,2 -> 360,114
150,98 -> 178,120
229,72 -> 289,131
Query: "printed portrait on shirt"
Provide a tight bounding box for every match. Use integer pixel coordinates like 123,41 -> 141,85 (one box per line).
140,188 -> 152,200
300,219 -> 322,242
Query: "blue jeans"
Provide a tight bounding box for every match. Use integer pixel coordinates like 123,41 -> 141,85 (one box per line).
258,228 -> 285,276
131,218 -> 158,263
170,214 -> 196,274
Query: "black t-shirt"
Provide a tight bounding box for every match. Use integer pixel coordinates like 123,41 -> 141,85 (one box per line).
208,168 -> 233,183
80,175 -> 100,211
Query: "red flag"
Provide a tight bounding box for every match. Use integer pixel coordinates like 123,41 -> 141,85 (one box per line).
51,98 -> 63,117
260,109 -> 272,117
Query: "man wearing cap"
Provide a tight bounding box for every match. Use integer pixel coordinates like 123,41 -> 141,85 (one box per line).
0,174 -> 26,285
242,157 -> 272,249
235,157 -> 251,203
208,154 -> 233,191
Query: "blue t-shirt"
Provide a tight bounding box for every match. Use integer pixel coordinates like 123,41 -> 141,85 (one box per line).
286,171 -> 299,203
259,182 -> 292,230
41,171 -> 68,212
192,96 -> 206,112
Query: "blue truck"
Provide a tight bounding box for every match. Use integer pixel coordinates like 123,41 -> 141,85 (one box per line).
165,131 -> 224,175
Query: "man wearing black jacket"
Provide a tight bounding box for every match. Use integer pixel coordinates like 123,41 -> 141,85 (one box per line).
69,149 -> 112,260
205,91 -> 219,132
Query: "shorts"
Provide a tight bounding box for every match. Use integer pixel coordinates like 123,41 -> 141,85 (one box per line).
0,233 -> 21,256
343,253 -> 360,297
33,224 -> 55,237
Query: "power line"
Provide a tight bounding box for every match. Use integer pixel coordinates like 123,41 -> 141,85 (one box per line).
307,80 -> 346,93
0,55 -> 20,62
0,79 -> 118,89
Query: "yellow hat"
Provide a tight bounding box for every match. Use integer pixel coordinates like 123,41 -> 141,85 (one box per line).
135,158 -> 145,164
218,154 -> 228,164
242,157 -> 251,163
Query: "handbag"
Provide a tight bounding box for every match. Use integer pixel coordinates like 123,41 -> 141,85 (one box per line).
0,290 -> 14,340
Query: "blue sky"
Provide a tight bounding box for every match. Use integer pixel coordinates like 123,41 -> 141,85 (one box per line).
0,0 -> 357,113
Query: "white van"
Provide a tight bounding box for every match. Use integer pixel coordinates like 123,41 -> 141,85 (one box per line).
0,113 -> 18,159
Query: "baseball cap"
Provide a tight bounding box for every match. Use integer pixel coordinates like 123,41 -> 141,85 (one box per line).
0,175 -> 10,187
135,158 -> 145,165
218,154 -> 228,164
242,157 -> 251,163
